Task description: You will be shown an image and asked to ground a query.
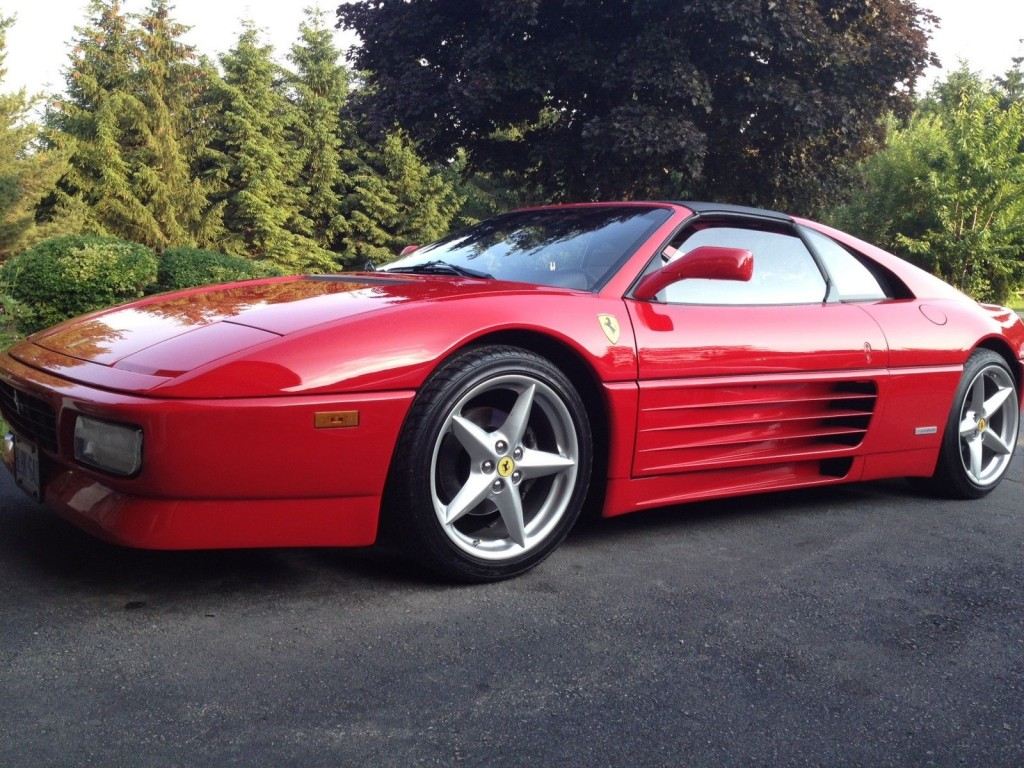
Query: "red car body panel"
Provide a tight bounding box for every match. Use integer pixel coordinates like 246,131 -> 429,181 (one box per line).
1,202 -> 1022,550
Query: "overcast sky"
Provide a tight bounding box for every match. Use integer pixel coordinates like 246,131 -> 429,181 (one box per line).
1,1 -> 358,97
1,0 -> 1022,98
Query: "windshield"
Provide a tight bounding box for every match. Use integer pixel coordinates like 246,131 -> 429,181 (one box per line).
381,206 -> 672,291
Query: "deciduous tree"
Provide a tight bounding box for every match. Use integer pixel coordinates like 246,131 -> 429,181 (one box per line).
337,0 -> 936,211
832,69 -> 1024,303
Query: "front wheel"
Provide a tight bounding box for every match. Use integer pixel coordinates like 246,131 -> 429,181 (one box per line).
925,349 -> 1020,499
385,345 -> 593,581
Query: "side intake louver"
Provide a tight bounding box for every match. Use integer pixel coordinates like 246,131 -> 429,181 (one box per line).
636,379 -> 878,477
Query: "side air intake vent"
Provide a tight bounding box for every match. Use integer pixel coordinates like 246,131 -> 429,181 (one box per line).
636,378 -> 878,476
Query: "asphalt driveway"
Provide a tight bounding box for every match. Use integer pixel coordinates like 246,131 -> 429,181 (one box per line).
1,437 -> 1022,767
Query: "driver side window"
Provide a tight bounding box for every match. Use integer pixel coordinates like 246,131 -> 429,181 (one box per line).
660,226 -> 827,305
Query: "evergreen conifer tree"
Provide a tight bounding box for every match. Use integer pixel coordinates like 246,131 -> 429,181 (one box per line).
377,131 -> 461,247
131,0 -> 213,248
289,8 -> 351,256
344,130 -> 462,264
0,14 -> 67,256
43,0 -> 153,242
206,25 -> 331,269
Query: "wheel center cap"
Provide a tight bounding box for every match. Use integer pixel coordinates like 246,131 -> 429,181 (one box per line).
497,456 -> 516,478
977,417 -> 988,433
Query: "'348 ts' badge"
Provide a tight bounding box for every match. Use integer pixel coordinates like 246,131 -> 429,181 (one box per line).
597,314 -> 620,344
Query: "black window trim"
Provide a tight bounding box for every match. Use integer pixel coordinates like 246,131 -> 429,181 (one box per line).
795,224 -> 911,302
626,211 -> 837,306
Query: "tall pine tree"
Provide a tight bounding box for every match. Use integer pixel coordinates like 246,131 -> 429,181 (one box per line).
204,25 -> 332,270
376,131 -> 461,248
288,9 -> 462,266
344,130 -> 462,264
43,0 -> 153,241
0,14 -> 67,257
131,0 -> 214,248
289,8 -> 351,256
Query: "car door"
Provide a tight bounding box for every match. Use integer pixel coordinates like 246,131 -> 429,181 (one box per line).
624,219 -> 889,483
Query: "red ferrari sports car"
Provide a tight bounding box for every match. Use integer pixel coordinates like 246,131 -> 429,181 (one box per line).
1,202 -> 1021,580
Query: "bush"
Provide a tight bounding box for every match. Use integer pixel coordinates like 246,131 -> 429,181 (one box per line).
156,247 -> 283,292
1,235 -> 158,333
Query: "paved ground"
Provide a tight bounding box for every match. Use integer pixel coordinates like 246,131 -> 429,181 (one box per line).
1,441 -> 1022,767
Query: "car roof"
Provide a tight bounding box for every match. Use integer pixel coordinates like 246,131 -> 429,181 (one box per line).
670,201 -> 793,222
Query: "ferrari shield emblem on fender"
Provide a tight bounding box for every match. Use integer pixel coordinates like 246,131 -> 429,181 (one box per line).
597,314 -> 620,344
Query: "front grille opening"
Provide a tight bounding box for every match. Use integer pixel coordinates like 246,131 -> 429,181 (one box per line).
0,380 -> 59,453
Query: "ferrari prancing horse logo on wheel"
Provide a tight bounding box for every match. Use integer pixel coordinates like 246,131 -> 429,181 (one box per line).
598,313 -> 620,344
497,456 -> 516,477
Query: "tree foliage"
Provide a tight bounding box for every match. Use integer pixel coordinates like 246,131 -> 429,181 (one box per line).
131,0 -> 215,248
42,0 -> 144,239
345,130 -> 463,264
0,14 -> 67,257
289,8 -> 353,254
16,3 -> 459,274
996,53 -> 1024,108
337,0 -> 936,211
831,68 -> 1024,303
203,25 -> 333,270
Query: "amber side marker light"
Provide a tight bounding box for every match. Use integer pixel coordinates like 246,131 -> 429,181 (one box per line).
314,411 -> 360,429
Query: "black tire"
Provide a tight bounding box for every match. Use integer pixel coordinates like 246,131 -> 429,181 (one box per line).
922,349 -> 1020,499
383,345 -> 593,582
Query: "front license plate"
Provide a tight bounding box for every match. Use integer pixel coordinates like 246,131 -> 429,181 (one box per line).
14,436 -> 41,501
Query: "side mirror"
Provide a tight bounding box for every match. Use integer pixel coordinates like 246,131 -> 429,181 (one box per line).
633,245 -> 753,301
399,244 -> 420,257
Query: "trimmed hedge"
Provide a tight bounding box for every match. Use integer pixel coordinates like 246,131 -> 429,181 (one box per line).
1,235 -> 158,333
156,247 -> 282,291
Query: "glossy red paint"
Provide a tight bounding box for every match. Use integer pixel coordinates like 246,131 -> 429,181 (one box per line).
633,245 -> 753,299
1,201 -> 1022,551
0,351 -> 410,547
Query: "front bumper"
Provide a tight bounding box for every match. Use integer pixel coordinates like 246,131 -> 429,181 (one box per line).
0,352 -> 414,549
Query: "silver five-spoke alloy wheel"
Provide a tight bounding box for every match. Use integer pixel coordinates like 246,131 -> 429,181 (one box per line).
430,373 -> 579,560
957,363 -> 1019,487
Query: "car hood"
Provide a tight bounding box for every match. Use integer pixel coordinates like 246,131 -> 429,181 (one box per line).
7,272 -> 631,399
27,274 -> 501,374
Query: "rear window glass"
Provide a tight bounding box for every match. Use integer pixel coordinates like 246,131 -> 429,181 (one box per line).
802,228 -> 887,301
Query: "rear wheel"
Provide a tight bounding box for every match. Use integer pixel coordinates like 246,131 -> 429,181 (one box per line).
925,349 -> 1019,499
385,345 -> 592,581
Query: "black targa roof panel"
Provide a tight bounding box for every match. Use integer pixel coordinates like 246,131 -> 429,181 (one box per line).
671,201 -> 794,222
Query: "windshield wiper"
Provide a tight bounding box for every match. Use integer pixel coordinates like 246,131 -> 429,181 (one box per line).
385,260 -> 493,279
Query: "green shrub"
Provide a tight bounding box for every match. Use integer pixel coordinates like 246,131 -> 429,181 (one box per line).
0,295 -> 23,350
156,247 -> 282,292
1,235 -> 158,333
